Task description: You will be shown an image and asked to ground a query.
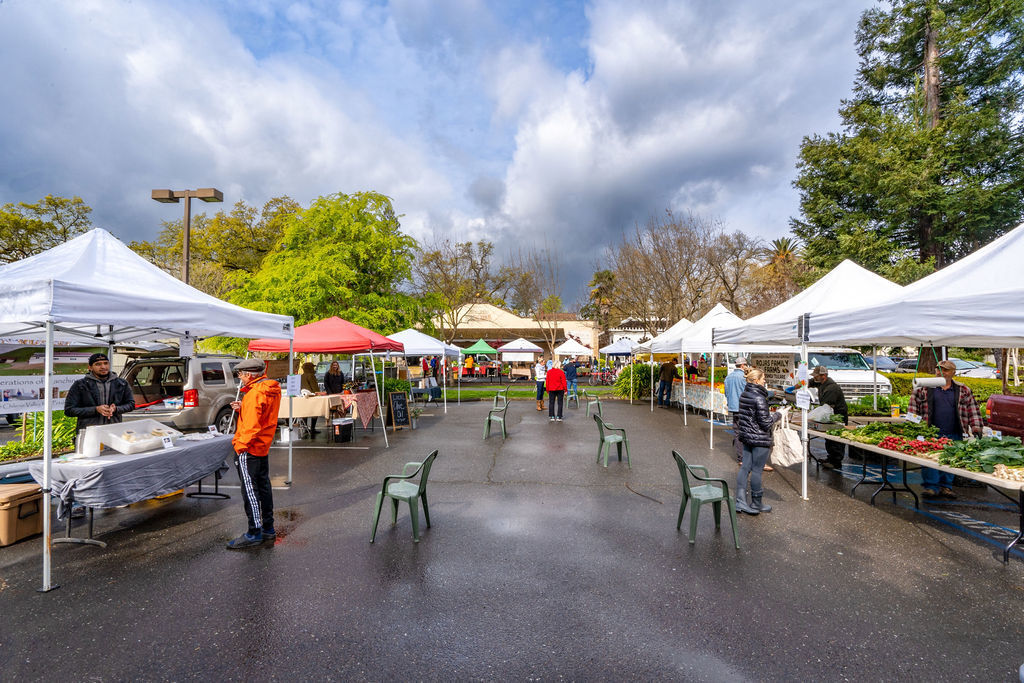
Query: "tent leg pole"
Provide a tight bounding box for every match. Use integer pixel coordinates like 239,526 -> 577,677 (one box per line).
801,342 -> 809,501
443,357 -> 447,414
650,358 -> 653,412
872,345 -> 878,411
287,340 -> 293,485
38,321 -> 58,593
709,349 -> 715,449
682,353 -> 687,427
371,351 -> 389,448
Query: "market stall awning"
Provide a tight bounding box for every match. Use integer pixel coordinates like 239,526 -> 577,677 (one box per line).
712,259 -> 902,346
462,338 -> 498,354
387,328 -> 462,357
634,317 -> 693,354
0,228 -> 294,343
600,338 -> 638,355
802,222 -> 1024,347
553,338 -> 592,356
248,317 -> 403,353
496,338 -> 543,353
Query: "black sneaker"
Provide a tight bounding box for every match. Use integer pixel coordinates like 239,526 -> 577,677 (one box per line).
226,532 -> 263,550
261,527 -> 277,539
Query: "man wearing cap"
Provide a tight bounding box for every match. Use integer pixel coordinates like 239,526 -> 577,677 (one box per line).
909,359 -> 983,498
64,353 -> 135,438
227,358 -> 282,549
724,357 -> 749,464
809,366 -> 849,468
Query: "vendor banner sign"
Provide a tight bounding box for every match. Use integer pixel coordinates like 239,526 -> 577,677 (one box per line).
748,353 -> 797,389
0,375 -> 78,414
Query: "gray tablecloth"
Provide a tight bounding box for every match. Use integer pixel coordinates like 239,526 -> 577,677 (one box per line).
29,435 -> 234,519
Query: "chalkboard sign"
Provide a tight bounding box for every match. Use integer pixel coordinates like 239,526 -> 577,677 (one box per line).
388,391 -> 410,430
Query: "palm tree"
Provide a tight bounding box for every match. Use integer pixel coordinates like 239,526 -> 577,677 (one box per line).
764,237 -> 800,266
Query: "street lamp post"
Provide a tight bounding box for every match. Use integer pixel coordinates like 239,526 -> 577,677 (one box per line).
151,188 -> 224,284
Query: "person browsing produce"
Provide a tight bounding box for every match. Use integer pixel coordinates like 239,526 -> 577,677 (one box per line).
724,356 -> 748,464
809,366 -> 848,469
909,359 -> 983,499
734,367 -> 781,515
545,361 -> 567,422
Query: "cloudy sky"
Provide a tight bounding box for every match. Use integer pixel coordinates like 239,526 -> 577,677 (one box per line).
0,0 -> 872,303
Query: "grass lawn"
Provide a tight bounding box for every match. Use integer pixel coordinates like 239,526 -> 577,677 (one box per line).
447,384 -> 619,401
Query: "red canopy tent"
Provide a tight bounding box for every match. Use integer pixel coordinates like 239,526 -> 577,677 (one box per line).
248,316 -> 404,353
248,317 -> 404,447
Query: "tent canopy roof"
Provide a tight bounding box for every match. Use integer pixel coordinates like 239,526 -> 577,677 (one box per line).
0,228 -> 293,343
553,338 -> 592,356
463,338 -> 498,354
496,337 -> 543,353
713,259 -> 902,345
248,317 -> 402,353
676,304 -> 741,352
635,317 -> 692,354
600,338 -> 638,355
387,329 -> 461,357
806,222 -> 1024,347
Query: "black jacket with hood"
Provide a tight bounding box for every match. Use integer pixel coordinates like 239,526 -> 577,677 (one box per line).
64,371 -> 135,430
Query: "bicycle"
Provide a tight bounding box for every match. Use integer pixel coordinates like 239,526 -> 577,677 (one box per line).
588,368 -> 616,385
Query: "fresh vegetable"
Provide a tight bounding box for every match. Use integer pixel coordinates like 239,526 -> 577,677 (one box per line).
876,435 -> 951,456
825,421 -> 939,444
938,436 -> 1024,473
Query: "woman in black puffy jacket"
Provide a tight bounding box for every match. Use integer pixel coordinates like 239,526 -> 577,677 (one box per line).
734,368 -> 781,515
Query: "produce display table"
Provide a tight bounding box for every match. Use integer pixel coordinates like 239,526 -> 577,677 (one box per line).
807,428 -> 1024,562
277,394 -> 345,420
28,435 -> 234,547
671,380 -> 727,414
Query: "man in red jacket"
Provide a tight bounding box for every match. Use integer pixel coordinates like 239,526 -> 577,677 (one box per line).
545,361 -> 567,422
227,358 -> 282,549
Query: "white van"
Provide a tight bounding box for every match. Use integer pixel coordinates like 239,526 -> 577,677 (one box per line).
746,349 -> 891,399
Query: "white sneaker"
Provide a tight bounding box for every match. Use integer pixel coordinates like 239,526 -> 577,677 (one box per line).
556,417 -> 563,422
549,417 -> 555,421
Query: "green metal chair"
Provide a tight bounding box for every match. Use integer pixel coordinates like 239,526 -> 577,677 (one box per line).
582,389 -> 603,418
483,399 -> 510,439
593,413 -> 630,467
671,450 -> 739,549
370,449 -> 438,543
492,387 -> 509,407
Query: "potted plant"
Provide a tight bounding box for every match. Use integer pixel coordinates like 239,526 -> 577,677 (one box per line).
410,406 -> 424,429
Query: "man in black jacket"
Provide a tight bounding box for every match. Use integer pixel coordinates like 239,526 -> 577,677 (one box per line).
64,353 -> 135,437
809,366 -> 848,468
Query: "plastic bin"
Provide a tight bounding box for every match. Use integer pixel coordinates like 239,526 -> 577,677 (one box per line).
0,483 -> 43,546
332,418 -> 353,443
81,418 -> 183,456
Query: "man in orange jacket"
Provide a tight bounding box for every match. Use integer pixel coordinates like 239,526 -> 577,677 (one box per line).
227,358 -> 282,549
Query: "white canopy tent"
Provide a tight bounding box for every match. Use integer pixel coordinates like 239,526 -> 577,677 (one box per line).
553,338 -> 592,357
712,260 -> 905,501
634,317 -> 693,354
600,338 -> 637,355
0,228 -> 295,592
804,224 -> 1024,347
386,328 -> 462,413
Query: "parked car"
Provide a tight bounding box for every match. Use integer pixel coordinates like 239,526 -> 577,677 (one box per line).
948,357 -> 1000,379
805,351 -> 892,398
864,355 -> 899,371
121,354 -> 245,433
894,357 -> 999,378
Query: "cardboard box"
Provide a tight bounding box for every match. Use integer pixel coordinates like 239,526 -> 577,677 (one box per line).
0,483 -> 43,547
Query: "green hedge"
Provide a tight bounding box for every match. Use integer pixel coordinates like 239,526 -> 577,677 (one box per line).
880,372 -> 1024,407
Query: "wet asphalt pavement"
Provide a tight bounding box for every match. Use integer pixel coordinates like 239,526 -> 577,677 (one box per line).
1,399 -> 1022,681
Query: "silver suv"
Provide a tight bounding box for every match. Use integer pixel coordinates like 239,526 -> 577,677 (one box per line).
121,354 -> 244,433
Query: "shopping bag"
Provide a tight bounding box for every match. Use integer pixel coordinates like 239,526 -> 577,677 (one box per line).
806,404 -> 833,422
771,410 -> 804,467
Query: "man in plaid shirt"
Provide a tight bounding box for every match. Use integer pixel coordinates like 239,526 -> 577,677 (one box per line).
909,359 -> 983,499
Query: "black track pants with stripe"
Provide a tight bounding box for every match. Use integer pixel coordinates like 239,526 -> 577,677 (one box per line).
235,451 -> 274,536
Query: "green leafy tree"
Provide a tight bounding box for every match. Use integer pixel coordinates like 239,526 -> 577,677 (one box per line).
580,269 -> 617,346
792,0 -> 1024,277
0,195 -> 92,263
130,197 -> 300,296
227,191 -> 424,334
